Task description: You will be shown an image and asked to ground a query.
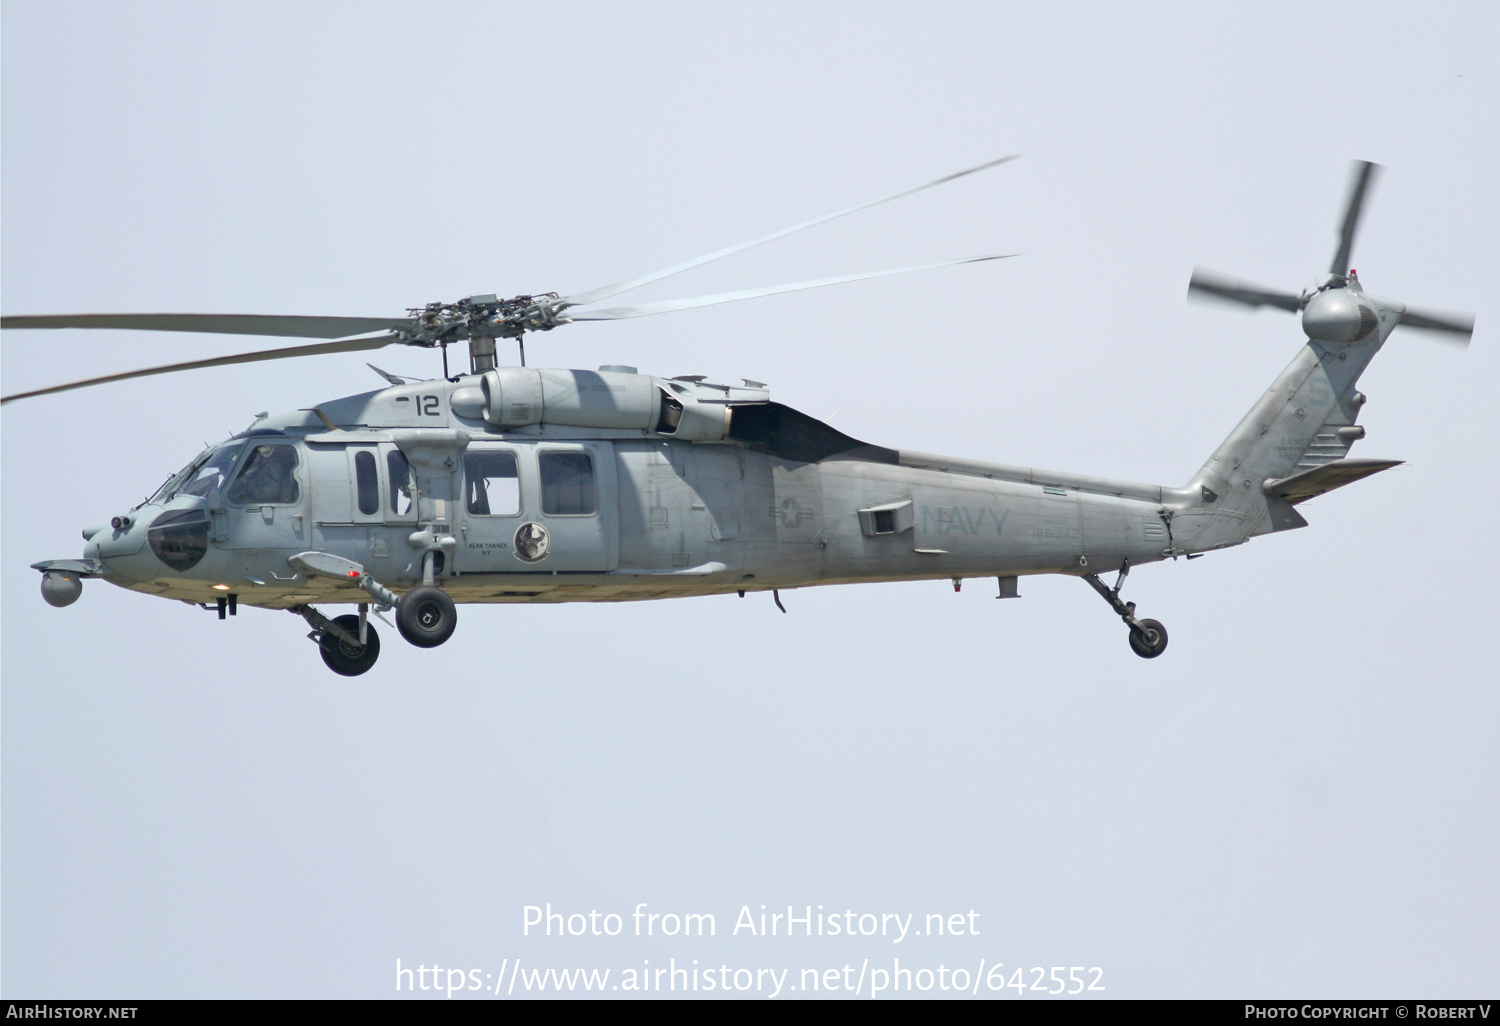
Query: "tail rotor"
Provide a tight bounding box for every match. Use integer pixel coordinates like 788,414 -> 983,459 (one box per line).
1188,160 -> 1474,347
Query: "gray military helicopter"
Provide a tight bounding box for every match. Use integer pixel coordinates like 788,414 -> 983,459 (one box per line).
2,159 -> 1473,675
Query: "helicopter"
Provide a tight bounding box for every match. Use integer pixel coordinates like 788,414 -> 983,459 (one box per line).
2,158 -> 1474,675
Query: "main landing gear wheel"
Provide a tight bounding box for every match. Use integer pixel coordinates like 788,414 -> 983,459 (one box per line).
1128,618 -> 1168,659
397,585 -> 457,648
319,614 -> 381,676
1082,560 -> 1171,661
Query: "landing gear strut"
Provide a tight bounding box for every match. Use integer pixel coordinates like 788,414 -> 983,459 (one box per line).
1082,559 -> 1168,659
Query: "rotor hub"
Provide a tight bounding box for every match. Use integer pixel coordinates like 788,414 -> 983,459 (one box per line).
1301,288 -> 1379,343
402,293 -> 567,344
400,293 -> 569,373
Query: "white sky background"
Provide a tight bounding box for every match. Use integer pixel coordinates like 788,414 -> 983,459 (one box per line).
2,0 -> 1496,1000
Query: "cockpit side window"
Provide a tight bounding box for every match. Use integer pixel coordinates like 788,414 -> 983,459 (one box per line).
172,444 -> 244,502
227,444 -> 301,505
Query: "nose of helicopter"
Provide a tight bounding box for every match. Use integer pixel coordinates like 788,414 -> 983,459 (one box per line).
81,524 -> 116,573
82,529 -> 107,562
36,522 -> 136,608
81,506 -> 159,575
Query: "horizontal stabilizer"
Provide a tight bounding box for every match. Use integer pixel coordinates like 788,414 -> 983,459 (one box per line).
1262,458 -> 1403,505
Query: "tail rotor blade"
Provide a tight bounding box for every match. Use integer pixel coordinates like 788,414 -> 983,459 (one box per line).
563,156 -> 1019,308
1,334 -> 404,404
1330,160 -> 1381,277
566,254 -> 1015,322
1399,307 -> 1474,346
1188,268 -> 1301,312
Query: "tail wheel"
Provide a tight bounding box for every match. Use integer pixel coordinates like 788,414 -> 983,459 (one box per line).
397,585 -> 458,648
1128,618 -> 1168,659
319,614 -> 381,676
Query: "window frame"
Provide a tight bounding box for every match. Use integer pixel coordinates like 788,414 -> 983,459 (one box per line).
353,448 -> 381,517
463,448 -> 523,518
385,448 -> 416,521
224,442 -> 303,508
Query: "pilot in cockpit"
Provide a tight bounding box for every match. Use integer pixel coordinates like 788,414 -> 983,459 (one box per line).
229,444 -> 299,504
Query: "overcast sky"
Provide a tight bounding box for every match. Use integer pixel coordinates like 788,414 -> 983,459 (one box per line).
3,0 -> 1496,1000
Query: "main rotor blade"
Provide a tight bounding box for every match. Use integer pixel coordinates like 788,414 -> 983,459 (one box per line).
0,313 -> 415,339
0,334 -> 404,404
1187,268 -> 1301,312
1330,160 -> 1381,277
1399,307 -> 1474,345
563,155 -> 1019,308
565,254 -> 1015,322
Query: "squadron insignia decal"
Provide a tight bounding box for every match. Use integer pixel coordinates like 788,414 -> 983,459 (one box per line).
514,523 -> 550,563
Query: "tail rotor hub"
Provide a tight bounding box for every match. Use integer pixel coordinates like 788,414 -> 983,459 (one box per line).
1301,288 -> 1379,343
1186,161 -> 1473,348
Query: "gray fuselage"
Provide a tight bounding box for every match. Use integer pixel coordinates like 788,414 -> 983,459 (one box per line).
82,369 -> 1187,609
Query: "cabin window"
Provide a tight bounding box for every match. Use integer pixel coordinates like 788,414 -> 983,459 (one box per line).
354,450 -> 379,516
227,444 -> 300,505
540,451 -> 595,516
388,451 -> 413,516
464,450 -> 520,516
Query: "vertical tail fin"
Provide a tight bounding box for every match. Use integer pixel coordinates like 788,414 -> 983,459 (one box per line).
1170,163 -> 1469,554
1167,296 -> 1403,553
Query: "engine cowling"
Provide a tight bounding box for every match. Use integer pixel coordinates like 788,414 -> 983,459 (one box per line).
480,368 -> 653,429
476,367 -> 735,441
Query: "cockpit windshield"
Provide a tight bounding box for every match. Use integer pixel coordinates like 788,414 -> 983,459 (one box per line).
150,443 -> 245,504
